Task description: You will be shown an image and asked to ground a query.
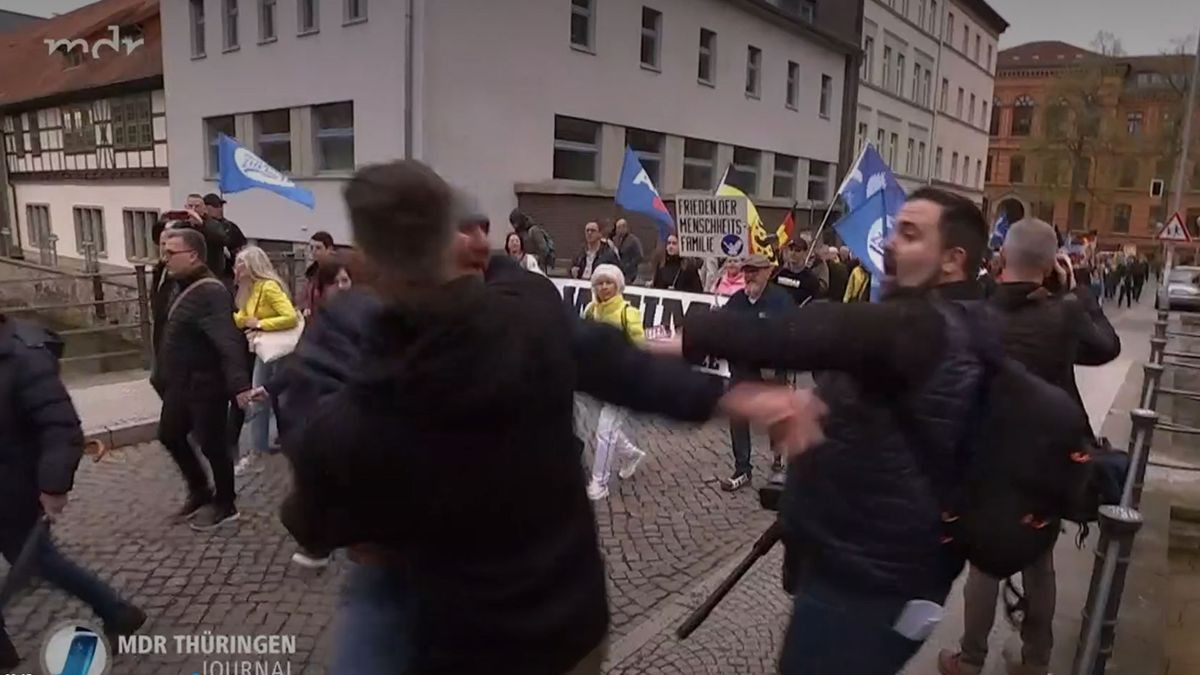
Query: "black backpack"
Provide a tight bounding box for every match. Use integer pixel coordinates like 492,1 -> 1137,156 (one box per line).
936,303 -> 1104,579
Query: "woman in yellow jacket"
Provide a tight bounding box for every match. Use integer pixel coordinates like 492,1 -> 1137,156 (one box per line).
232,246 -> 299,473
583,264 -> 647,500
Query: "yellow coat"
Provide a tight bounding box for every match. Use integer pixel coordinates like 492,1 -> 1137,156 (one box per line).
584,295 -> 645,344
234,279 -> 299,331
844,266 -> 871,303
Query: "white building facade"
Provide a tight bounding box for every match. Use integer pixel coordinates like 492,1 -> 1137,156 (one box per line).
162,0 -> 860,252
855,0 -> 1005,202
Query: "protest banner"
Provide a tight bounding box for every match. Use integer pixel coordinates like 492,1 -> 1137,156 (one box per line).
551,279 -> 731,377
674,195 -> 749,261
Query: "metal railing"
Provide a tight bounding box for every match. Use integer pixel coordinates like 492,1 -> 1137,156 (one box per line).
0,263 -> 153,369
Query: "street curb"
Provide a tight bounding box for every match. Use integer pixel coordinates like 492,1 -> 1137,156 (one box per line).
84,418 -> 158,451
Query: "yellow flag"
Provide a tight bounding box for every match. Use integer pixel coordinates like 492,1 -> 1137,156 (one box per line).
716,183 -> 776,263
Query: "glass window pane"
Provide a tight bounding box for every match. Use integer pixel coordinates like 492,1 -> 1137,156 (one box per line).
554,116 -> 597,145
553,148 -> 596,181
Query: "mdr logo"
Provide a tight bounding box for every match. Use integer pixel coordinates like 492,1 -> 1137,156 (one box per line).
40,621 -> 109,675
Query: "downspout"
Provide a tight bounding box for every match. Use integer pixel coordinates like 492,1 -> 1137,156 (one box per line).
927,0 -> 948,185
403,0 -> 416,159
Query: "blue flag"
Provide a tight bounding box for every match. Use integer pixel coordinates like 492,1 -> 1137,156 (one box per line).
834,191 -> 888,279
217,134 -> 315,209
988,213 -> 1009,250
615,146 -> 674,241
838,143 -> 907,215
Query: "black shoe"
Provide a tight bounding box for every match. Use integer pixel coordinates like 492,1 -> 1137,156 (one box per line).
174,490 -> 212,521
0,631 -> 18,669
769,460 -> 786,486
189,503 -> 239,531
720,472 -> 751,492
103,603 -> 147,646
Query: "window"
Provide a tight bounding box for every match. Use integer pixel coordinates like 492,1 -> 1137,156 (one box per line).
923,70 -> 931,106
912,64 -> 920,102
123,209 -> 159,261
190,0 -> 206,57
729,147 -> 760,196
906,138 -> 915,174
111,93 -> 153,151
1012,95 -> 1034,136
974,34 -> 981,62
956,87 -> 964,117
929,0 -> 937,34
259,0 -> 276,41
552,116 -> 599,182
255,108 -> 292,172
969,94 -> 976,123
940,78 -> 948,111
746,46 -> 762,98
640,7 -> 661,69
698,29 -> 716,84
571,0 -> 594,50
896,54 -> 906,96
807,160 -> 829,202
205,115 -> 235,177
1041,157 -> 1062,186
1044,104 -> 1067,139
683,138 -> 717,190
888,133 -> 898,166
987,45 -> 993,71
28,114 -> 41,157
299,0 -> 318,33
1009,155 -> 1025,183
862,36 -> 874,83
961,25 -> 968,53
1074,156 -> 1091,187
787,61 -> 800,109
774,154 -> 798,199
985,155 -> 993,182
223,0 -> 239,50
1119,159 -> 1139,188
951,151 -> 959,182
935,147 -> 943,180
899,0 -> 909,17
981,101 -> 988,130
877,128 -> 886,150
26,205 -> 50,249
990,100 -> 1002,135
73,207 -> 106,257
917,141 -> 926,176
917,0 -> 926,27
62,104 -> 95,154
883,46 -> 892,90
1126,112 -> 1143,136
626,128 -> 664,187
1035,201 -> 1055,224
1112,204 -> 1132,233
963,155 -> 970,186
314,101 -> 354,172
345,0 -> 366,22
946,12 -> 954,40
820,75 -> 832,117
856,122 -> 868,151
780,0 -> 816,22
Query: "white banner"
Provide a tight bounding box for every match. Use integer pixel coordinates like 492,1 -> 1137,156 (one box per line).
675,195 -> 749,261
551,279 -> 731,377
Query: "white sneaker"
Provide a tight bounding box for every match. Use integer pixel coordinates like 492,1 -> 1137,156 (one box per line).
291,551 -> 331,569
233,455 -> 255,477
618,449 -> 646,480
586,478 -> 609,501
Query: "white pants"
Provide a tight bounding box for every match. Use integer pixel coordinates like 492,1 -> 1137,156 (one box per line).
591,405 -> 641,488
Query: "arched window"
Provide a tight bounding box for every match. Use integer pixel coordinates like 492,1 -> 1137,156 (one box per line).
1012,95 -> 1035,137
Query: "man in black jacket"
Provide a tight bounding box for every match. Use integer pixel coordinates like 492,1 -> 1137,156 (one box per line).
773,239 -> 824,306
203,193 -> 248,278
939,219 -> 1120,675
570,221 -> 621,280
0,316 -> 145,667
678,187 -> 995,674
152,228 -> 253,531
280,161 -> 805,675
613,218 -> 645,284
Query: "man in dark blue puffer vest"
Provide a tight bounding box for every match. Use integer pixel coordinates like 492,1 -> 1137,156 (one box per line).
681,187 -> 993,675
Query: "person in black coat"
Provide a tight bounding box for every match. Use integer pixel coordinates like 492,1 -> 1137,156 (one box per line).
772,239 -> 823,306
0,316 -> 145,667
279,161 -> 804,675
650,234 -> 704,293
570,221 -> 621,280
153,228 -> 253,532
613,218 -> 645,284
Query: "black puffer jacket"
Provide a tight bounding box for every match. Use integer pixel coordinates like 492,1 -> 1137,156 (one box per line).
0,317 -> 84,538
151,269 -> 250,397
683,289 -> 985,602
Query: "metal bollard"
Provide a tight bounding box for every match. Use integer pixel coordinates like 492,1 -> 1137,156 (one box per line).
1154,320 -> 1168,339
1121,409 -> 1159,510
1139,363 -> 1165,411
1074,505 -> 1144,675
1150,337 -> 1167,364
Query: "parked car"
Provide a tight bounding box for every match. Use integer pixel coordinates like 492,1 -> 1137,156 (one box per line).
1159,266 -> 1200,311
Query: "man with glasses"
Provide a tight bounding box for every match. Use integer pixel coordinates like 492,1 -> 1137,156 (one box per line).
152,228 -> 253,531
570,221 -> 620,280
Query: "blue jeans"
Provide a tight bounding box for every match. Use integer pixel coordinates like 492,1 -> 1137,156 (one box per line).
0,525 -> 125,630
248,356 -> 278,452
331,563 -> 415,675
778,578 -> 925,675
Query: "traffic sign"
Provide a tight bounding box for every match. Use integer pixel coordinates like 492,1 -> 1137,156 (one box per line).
1159,212 -> 1192,242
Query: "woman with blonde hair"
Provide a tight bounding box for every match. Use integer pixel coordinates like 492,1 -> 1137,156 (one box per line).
233,246 -> 299,474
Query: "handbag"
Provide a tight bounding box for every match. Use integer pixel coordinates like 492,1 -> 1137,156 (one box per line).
245,282 -> 304,363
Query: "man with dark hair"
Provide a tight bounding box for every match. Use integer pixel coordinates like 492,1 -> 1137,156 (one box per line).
202,193 -> 247,271
281,160 -> 809,675
773,238 -> 823,306
302,231 -> 337,316
674,187 -> 994,674
153,228 -> 253,531
510,209 -> 555,271
570,221 -> 620,280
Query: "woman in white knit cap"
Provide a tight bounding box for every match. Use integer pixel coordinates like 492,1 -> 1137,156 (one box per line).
582,264 -> 647,500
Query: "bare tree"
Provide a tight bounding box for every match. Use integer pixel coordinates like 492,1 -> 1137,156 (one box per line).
1147,35 -> 1198,223
1091,31 -> 1126,57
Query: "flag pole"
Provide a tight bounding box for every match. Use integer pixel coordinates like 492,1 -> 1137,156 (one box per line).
801,199 -> 840,268
803,142 -> 870,267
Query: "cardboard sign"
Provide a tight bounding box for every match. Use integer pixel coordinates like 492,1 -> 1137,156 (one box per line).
674,195 -> 749,261
551,279 -> 731,377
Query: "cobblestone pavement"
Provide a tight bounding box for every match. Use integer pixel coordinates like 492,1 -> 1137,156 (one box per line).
4,395 -> 785,674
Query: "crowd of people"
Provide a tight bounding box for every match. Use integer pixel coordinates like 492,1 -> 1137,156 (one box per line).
0,159 -> 1135,675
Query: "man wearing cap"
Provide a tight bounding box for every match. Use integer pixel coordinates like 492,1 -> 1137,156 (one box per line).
719,254 -> 796,490
202,193 -> 247,283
